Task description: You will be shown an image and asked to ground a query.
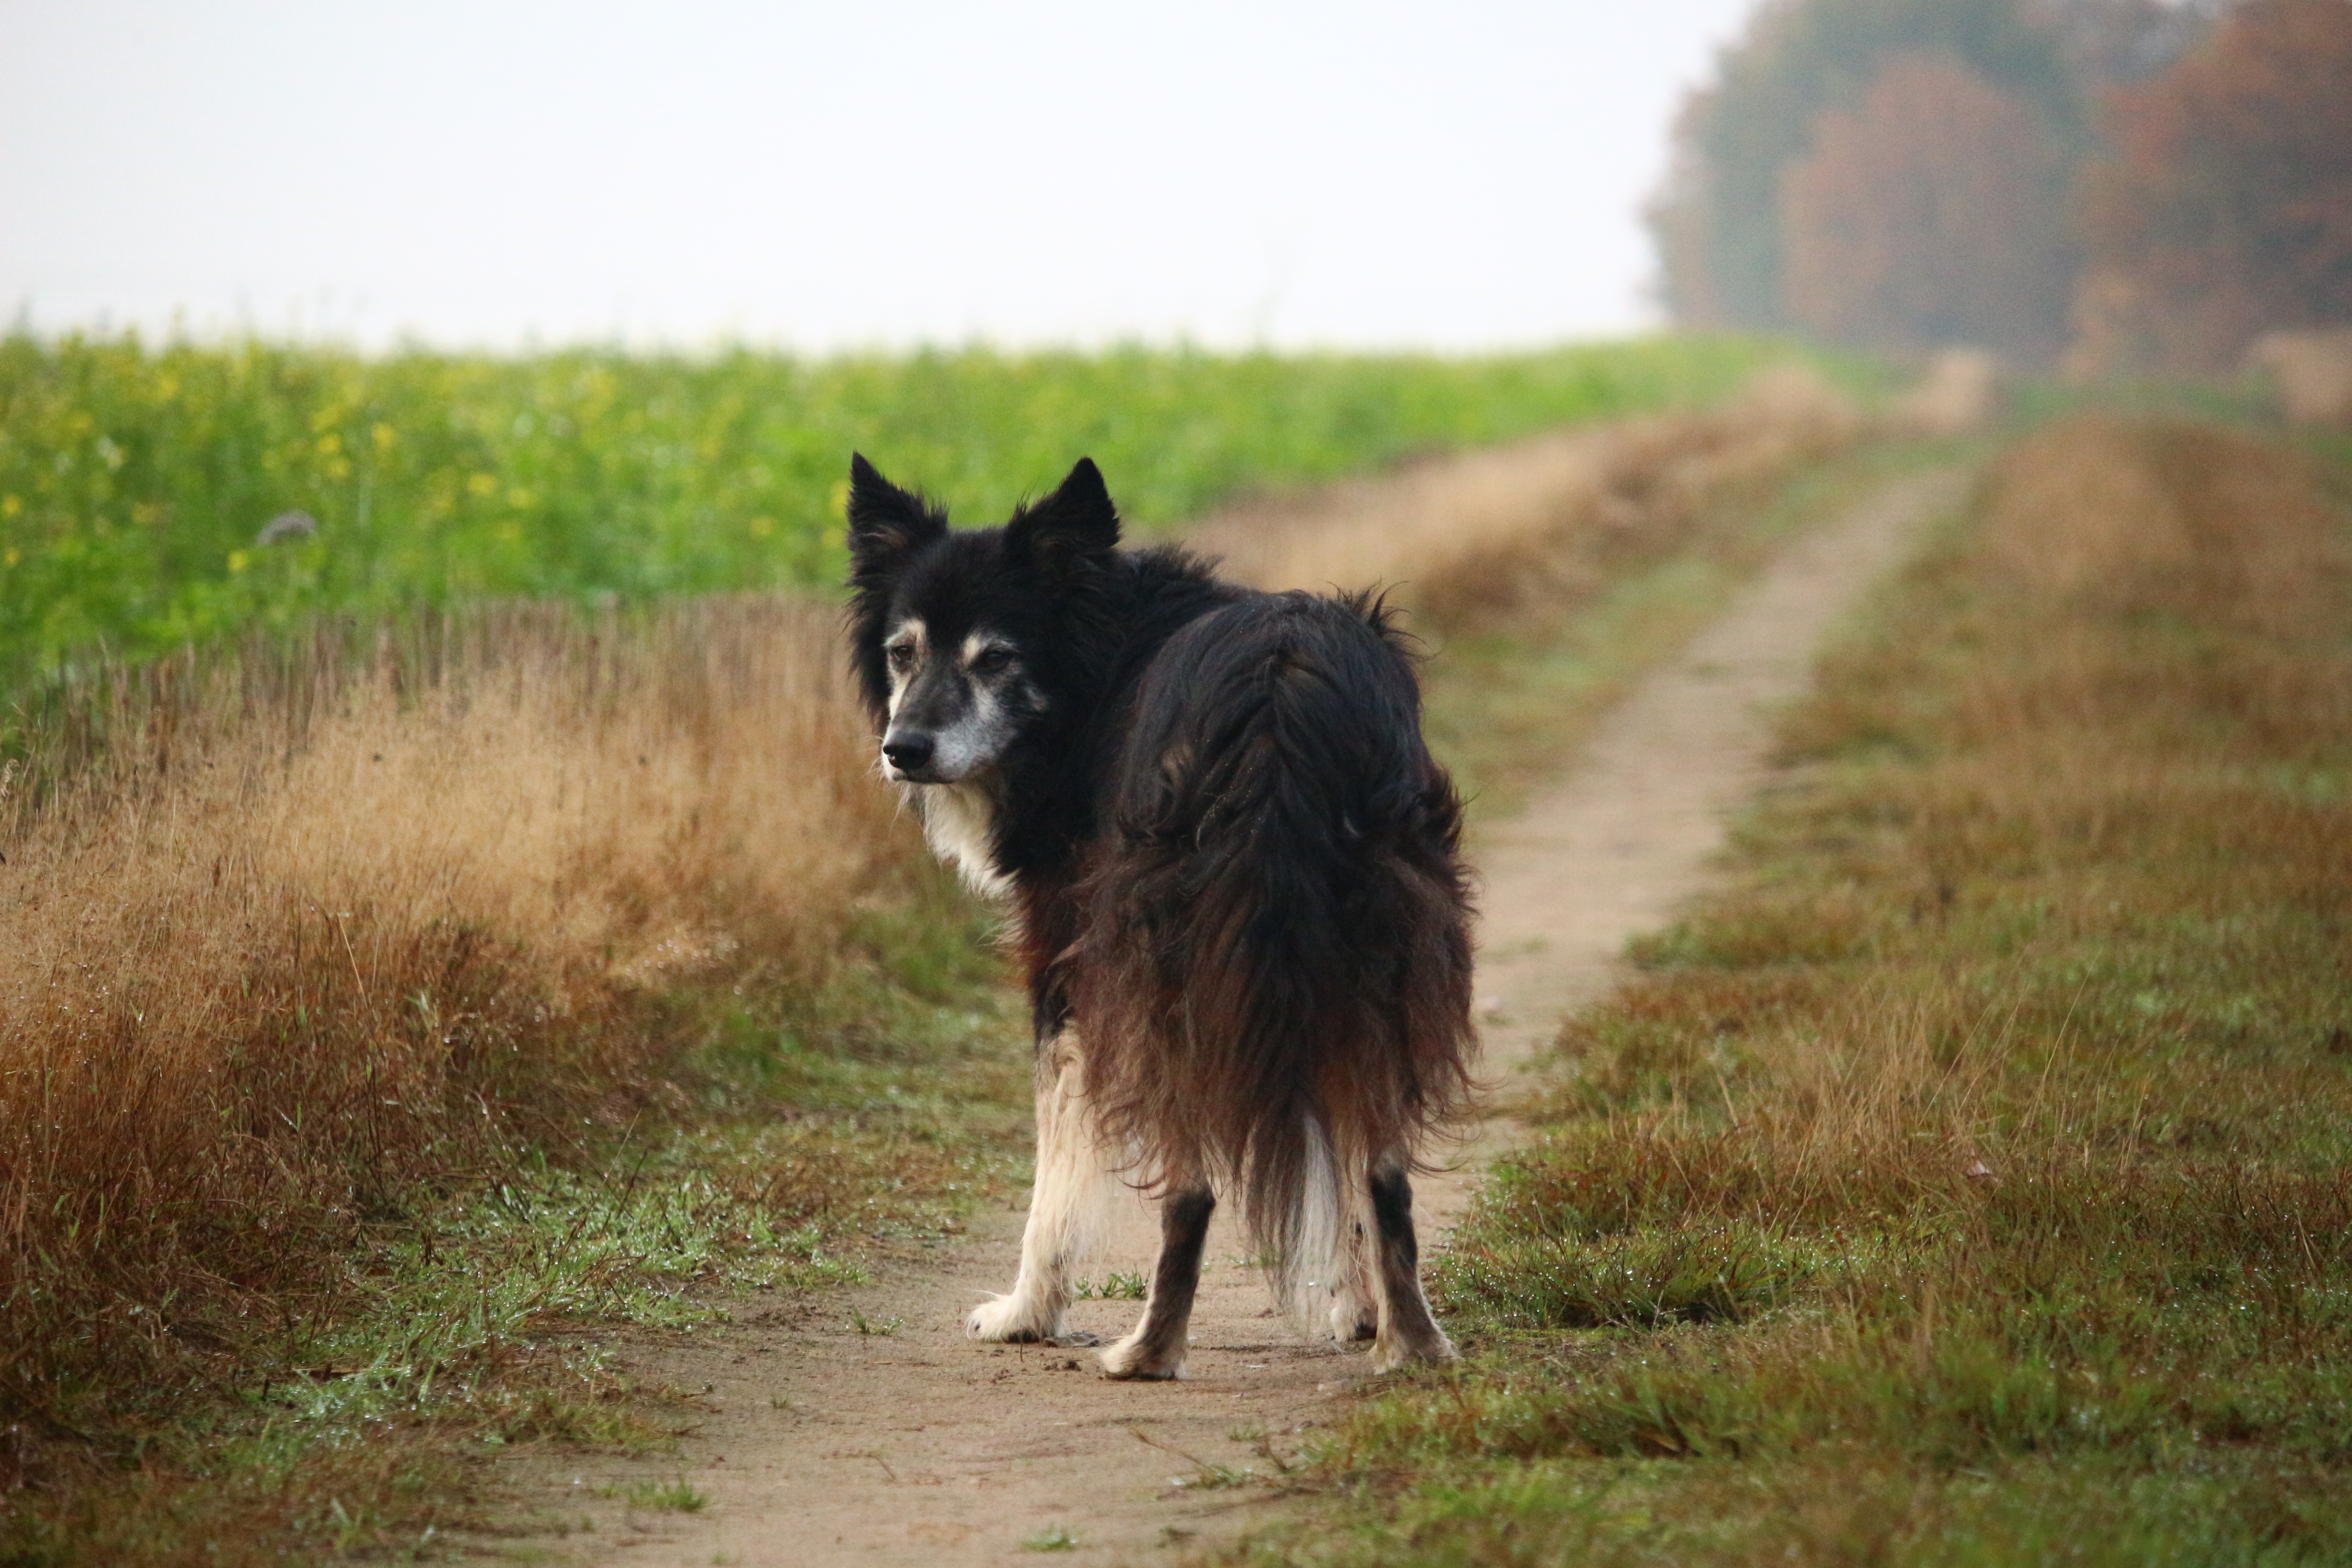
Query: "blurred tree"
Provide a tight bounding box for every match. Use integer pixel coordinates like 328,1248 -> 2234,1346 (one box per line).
1778,55 -> 2078,362
2076,0 -> 2352,371
1651,0 -> 2086,333
2037,0 -> 2231,86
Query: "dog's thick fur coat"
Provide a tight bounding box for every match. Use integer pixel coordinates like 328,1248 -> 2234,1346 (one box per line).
845,454 -> 1475,1377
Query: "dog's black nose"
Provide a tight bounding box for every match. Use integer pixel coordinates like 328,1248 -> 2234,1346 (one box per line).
882,731 -> 935,773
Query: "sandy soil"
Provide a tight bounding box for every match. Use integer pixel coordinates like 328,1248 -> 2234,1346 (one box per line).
487,466 -> 1962,1567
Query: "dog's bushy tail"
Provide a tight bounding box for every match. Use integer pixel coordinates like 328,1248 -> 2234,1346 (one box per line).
1073,591 -> 1475,1302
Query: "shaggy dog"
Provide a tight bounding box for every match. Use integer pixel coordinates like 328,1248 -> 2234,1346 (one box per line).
844,454 -> 1475,1378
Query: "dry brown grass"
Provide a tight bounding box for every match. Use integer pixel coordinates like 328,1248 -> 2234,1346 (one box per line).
1188,364 -> 1865,632
2250,327 -> 2352,428
1887,345 -> 2002,437
1976,407 -> 2343,605
0,597 -> 916,1427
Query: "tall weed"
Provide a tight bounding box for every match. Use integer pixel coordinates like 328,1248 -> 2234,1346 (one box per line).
0,597 -> 913,1442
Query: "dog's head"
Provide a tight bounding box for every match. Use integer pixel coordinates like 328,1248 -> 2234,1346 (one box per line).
844,453 -> 1122,785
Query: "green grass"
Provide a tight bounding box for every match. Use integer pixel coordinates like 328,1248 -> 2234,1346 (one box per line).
1075,1271 -> 1151,1301
0,333 -> 1829,694
599,1475 -> 709,1513
1231,414 -> 2352,1566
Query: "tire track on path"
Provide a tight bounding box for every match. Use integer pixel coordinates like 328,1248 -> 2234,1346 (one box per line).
491,465 -> 1963,1568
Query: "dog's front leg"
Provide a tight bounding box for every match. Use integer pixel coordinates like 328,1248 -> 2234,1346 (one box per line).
966,1036 -> 1108,1343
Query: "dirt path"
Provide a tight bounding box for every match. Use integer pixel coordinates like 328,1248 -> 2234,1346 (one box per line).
492,466 -> 1962,1567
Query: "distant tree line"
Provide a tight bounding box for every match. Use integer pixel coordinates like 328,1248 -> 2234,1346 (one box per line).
1651,0 -> 2352,372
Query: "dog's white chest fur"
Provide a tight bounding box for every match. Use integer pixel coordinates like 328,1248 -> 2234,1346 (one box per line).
917,781 -> 1011,898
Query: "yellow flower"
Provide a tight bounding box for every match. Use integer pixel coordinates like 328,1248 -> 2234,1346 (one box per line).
372,422 -> 397,452
316,432 -> 342,457
748,516 -> 775,539
466,473 -> 499,498
3,548 -> 20,568
1,495 -> 20,519
828,480 -> 851,519
228,550 -> 250,574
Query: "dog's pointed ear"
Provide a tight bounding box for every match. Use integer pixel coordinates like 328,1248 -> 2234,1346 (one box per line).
1006,458 -> 1121,583
846,453 -> 947,584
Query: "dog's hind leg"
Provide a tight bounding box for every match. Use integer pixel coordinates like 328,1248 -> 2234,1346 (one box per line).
1098,1184 -> 1215,1381
1327,1213 -> 1380,1343
1367,1160 -> 1457,1372
966,1035 -> 1114,1343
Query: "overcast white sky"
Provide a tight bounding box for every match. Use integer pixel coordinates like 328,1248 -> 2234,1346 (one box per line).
0,1 -> 1757,352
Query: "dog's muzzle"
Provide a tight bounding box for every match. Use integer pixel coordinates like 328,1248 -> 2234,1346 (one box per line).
882,729 -> 941,782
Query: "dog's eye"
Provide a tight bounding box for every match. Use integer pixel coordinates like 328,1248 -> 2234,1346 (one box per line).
886,644 -> 916,671
970,647 -> 1014,675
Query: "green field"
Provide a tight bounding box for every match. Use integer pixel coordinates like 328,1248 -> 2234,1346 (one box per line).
0,333 -> 1809,694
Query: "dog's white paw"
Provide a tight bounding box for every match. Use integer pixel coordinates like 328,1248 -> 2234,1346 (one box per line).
965,1292 -> 1063,1343
1370,1328 -> 1458,1373
1098,1335 -> 1184,1381
1328,1295 -> 1379,1343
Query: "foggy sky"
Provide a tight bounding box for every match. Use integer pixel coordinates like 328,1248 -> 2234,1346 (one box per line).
0,1 -> 1757,351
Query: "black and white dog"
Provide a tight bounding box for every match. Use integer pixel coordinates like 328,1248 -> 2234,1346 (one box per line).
844,453 -> 1475,1378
